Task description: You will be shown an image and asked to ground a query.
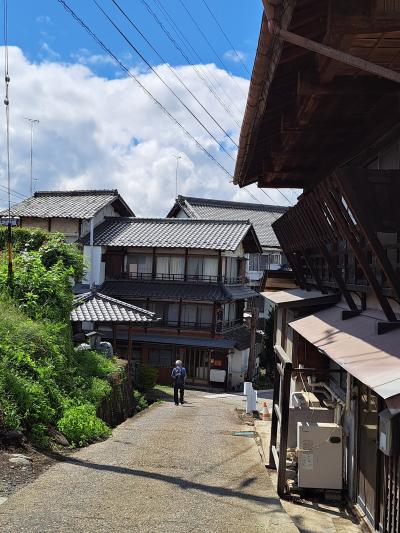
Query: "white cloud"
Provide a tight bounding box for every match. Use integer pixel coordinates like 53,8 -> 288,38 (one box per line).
36,15 -> 52,24
70,48 -> 117,67
223,49 -> 248,64
0,47 -> 298,216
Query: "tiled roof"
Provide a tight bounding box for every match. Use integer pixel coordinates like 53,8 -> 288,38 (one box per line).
71,291 -> 156,323
1,190 -> 134,219
100,280 -> 259,302
224,326 -> 263,351
81,217 -> 261,252
168,196 -> 288,248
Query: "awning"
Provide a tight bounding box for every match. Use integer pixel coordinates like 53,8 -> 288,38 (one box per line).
261,288 -> 339,308
289,306 -> 400,401
100,330 -> 235,350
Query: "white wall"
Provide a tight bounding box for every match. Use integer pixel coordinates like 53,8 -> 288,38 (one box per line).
83,245 -> 104,285
228,348 -> 249,389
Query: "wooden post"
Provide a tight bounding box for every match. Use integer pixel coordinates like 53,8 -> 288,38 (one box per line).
127,322 -> 133,377
112,324 -> 117,353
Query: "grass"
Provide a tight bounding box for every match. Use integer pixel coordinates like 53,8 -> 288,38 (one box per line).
146,384 -> 174,404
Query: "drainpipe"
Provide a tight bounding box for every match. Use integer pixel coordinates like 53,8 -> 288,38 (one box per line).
262,0 -> 400,84
90,218 -> 94,286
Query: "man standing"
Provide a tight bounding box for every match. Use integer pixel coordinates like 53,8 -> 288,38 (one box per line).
171,359 -> 186,406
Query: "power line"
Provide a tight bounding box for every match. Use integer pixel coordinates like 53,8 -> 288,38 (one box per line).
177,0 -> 247,97
108,0 -> 238,148
57,0 -> 234,179
151,0 -> 243,117
141,0 -> 241,127
201,0 -> 250,76
93,0 -> 236,162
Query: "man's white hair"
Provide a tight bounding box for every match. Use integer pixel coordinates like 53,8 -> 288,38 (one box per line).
175,360 -> 183,366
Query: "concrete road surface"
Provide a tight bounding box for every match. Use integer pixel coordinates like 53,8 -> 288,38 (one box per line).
0,391 -> 298,533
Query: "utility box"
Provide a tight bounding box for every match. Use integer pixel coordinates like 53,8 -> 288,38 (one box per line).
379,409 -> 399,456
297,422 -> 343,490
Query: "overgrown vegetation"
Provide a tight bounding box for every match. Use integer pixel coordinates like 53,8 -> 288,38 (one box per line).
137,364 -> 158,393
133,390 -> 149,413
0,229 -> 118,447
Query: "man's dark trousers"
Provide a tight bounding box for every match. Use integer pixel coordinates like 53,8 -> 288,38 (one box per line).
174,384 -> 184,405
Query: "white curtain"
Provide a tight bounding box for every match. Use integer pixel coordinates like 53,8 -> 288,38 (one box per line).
181,304 -> 197,325
199,305 -> 213,326
187,256 -> 202,277
203,257 -> 218,279
167,303 -> 179,326
156,256 -> 170,276
170,256 -> 185,277
138,255 -> 153,274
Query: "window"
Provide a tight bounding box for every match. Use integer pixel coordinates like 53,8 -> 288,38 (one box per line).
181,303 -> 213,329
248,254 -> 261,271
148,348 -> 173,367
187,256 -> 218,280
223,302 -> 237,324
149,302 -> 179,326
224,257 -> 238,280
156,256 -> 185,279
127,255 -> 152,278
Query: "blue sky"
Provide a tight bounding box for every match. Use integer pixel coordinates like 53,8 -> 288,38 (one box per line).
0,1 -> 297,216
10,1 -> 262,80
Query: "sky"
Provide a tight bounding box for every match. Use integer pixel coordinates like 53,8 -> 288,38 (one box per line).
0,0 -> 298,216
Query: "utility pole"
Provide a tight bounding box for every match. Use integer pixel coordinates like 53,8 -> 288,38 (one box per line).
173,155 -> 181,198
247,306 -> 259,382
26,118 -> 39,195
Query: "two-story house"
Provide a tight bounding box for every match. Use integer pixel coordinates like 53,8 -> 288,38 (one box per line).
234,1 -> 400,530
80,217 -> 262,389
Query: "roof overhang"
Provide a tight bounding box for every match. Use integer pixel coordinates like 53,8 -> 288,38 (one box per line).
290,306 -> 400,401
234,0 -> 400,189
261,288 -> 339,308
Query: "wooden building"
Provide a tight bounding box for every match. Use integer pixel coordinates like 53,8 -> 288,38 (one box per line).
235,1 -> 400,531
80,217 -> 262,390
0,190 -> 133,242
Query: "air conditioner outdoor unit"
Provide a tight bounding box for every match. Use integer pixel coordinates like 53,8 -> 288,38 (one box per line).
292,391 -> 321,409
297,422 -> 343,490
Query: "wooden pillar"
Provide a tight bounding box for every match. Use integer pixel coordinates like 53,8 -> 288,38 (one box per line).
127,322 -> 133,376
112,324 -> 117,353
218,250 -> 222,282
178,298 -> 182,334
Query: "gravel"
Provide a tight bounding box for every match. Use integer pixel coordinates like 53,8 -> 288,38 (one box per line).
0,391 -> 298,533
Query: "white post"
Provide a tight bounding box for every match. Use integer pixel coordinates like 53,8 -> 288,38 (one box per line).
89,218 -> 94,285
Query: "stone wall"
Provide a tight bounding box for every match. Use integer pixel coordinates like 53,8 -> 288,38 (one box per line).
97,359 -> 134,427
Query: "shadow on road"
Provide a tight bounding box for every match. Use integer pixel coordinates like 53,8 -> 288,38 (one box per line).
50,453 -> 281,508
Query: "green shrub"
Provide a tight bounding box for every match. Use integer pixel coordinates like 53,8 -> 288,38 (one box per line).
57,403 -> 111,447
84,377 -> 112,407
30,423 -> 51,448
137,364 -> 158,392
133,390 -> 148,413
0,226 -> 48,252
0,395 -> 22,430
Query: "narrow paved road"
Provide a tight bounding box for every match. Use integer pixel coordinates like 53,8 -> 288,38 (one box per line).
0,391 -> 298,533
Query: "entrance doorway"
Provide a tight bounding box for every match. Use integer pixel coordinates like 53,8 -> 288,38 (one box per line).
184,348 -> 210,386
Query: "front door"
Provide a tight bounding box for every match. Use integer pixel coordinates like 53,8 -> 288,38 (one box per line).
357,384 -> 379,528
184,348 -> 210,386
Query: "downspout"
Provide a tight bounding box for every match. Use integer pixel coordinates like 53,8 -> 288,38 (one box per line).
90,217 -> 94,286
262,0 -> 400,84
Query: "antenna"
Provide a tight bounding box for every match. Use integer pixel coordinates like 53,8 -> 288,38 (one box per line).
25,118 -> 39,195
173,155 -> 181,198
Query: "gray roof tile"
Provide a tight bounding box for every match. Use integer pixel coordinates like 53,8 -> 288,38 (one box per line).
168,196 -> 287,248
71,291 -> 156,323
2,190 -> 134,219
81,217 -> 261,251
100,280 -> 259,302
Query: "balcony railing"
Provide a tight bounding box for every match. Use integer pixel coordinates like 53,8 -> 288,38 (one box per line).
112,271 -> 244,284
